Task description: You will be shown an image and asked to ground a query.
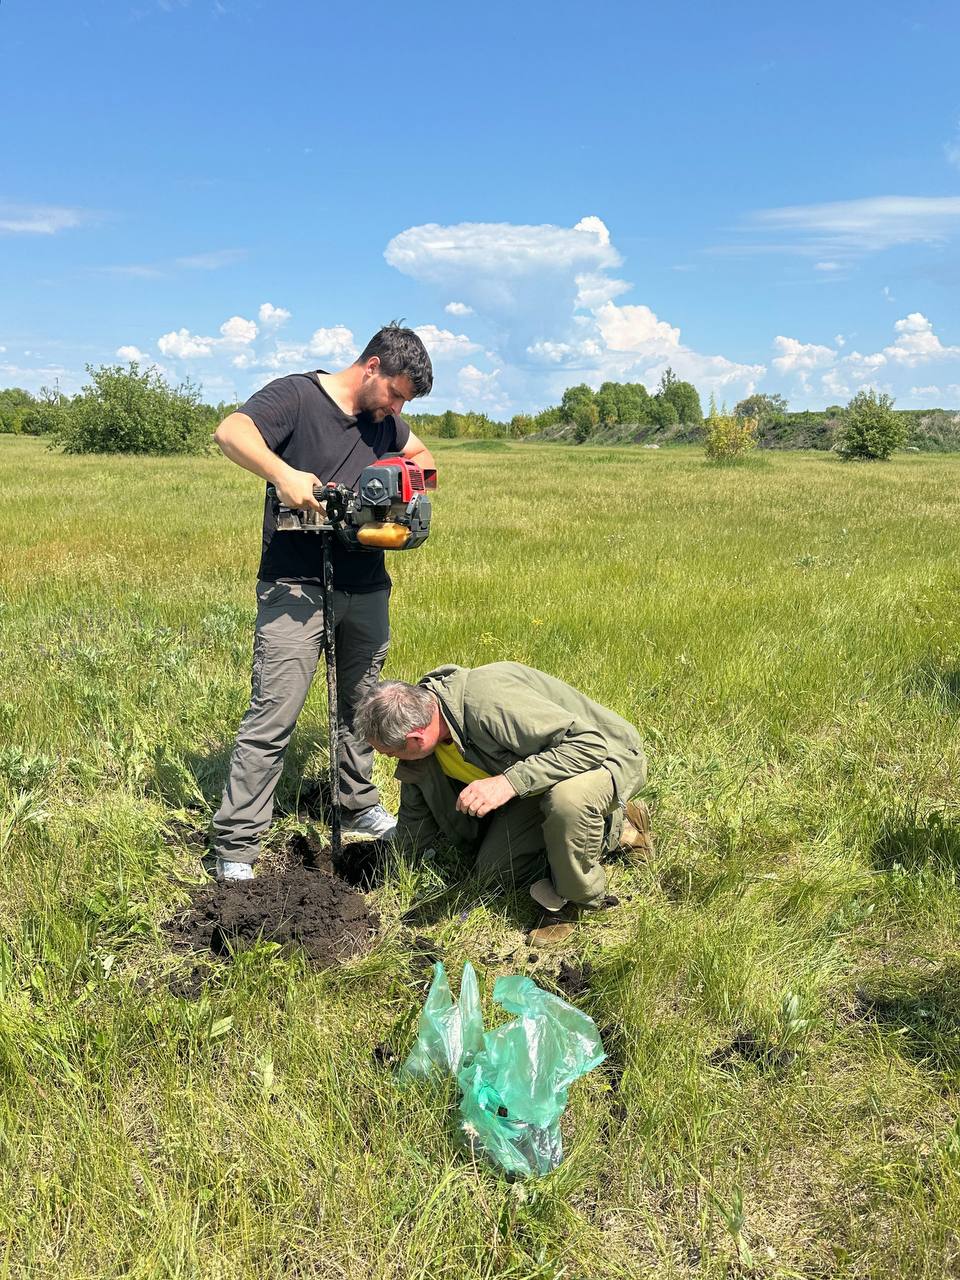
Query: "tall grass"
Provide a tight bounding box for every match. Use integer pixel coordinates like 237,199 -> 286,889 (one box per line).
1,435 -> 959,1277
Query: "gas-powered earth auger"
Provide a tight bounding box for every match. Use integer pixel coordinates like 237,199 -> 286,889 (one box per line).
266,456 -> 436,862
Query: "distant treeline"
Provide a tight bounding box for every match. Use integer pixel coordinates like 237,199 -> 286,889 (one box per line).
4,370 -> 959,454
408,379 -> 960,453
408,369 -> 703,443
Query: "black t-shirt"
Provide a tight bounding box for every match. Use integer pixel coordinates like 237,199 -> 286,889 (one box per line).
242,371 -> 411,591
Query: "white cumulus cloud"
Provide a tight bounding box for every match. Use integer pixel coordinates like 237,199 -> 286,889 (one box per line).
413,324 -> 480,358
444,301 -> 473,316
158,328 -> 215,358
219,315 -> 258,346
308,325 -> 357,364
259,302 -> 291,328
842,350 -> 888,377
772,336 -> 837,373
882,312 -> 960,365
771,312 -> 960,403
595,303 -> 682,356
116,345 -> 147,363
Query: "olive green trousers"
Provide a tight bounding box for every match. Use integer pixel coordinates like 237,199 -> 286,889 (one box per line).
394,757 -> 638,907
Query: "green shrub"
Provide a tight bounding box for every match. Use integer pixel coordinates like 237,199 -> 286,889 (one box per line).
53,363 -> 214,455
835,389 -> 905,461
705,412 -> 758,461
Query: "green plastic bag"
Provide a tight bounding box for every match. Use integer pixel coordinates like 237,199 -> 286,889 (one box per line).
457,975 -> 605,1178
400,961 -> 483,1079
402,963 -> 605,1177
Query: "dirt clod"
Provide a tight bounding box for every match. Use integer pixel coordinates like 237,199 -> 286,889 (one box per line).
554,959 -> 593,999
167,862 -> 378,968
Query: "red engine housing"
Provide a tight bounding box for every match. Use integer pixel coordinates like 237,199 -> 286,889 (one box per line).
364,456 -> 436,501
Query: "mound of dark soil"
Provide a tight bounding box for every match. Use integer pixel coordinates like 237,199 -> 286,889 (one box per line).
168,863 -> 379,967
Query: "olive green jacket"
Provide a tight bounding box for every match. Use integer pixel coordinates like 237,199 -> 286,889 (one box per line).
418,662 -> 647,801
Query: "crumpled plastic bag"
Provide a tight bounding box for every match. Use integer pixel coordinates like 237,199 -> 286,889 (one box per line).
401,963 -> 605,1178
400,961 -> 483,1079
457,975 -> 605,1177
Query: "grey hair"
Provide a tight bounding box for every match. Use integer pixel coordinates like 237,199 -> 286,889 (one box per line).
353,681 -> 435,749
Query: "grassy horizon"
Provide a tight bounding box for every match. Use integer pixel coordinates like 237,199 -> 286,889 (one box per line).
1,434 -> 959,1278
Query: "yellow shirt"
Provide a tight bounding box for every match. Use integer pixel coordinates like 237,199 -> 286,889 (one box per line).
434,741 -> 491,784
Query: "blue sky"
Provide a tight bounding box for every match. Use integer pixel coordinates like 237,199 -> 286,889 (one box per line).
3,0 -> 960,415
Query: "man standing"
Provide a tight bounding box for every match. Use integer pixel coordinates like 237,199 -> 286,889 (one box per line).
354,662 -> 652,942
211,324 -> 436,880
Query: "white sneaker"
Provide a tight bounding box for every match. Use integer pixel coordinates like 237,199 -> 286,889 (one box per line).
216,858 -> 255,881
340,804 -> 397,840
530,878 -> 568,912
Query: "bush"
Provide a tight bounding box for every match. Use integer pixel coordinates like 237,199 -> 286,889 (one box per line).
53,363 -> 214,455
508,413 -> 535,437
835,389 -> 905,461
705,413 -> 758,461
573,400 -> 599,443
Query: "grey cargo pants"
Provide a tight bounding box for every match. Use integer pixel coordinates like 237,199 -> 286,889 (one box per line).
395,756 -> 644,908
211,579 -> 390,865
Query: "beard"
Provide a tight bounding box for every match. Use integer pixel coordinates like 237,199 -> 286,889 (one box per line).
356,380 -> 388,419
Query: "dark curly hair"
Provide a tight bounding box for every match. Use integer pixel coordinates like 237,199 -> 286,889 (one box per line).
357,322 -> 433,398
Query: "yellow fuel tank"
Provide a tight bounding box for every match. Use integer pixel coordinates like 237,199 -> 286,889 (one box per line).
356,522 -> 412,549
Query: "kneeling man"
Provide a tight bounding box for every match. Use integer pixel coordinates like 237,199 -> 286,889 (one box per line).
354,662 -> 651,931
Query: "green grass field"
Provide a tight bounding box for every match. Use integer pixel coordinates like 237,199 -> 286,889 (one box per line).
2,433 -> 959,1278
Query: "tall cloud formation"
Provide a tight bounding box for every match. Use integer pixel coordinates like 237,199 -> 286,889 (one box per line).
384,215 -> 764,410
